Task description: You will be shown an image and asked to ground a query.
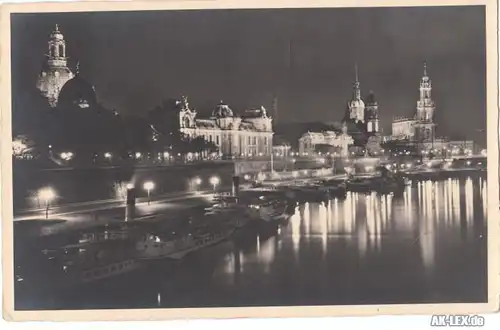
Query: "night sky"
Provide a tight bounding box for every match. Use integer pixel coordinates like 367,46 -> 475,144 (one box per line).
11,6 -> 486,141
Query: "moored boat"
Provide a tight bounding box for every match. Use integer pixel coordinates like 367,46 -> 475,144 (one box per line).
247,197 -> 290,222
135,225 -> 235,260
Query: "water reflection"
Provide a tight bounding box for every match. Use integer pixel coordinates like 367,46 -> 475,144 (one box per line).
16,176 -> 488,309
234,176 -> 487,279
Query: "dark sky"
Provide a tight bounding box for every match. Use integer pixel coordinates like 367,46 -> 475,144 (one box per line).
11,6 -> 486,140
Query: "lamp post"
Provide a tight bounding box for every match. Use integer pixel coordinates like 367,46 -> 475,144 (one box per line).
143,181 -> 155,205
210,176 -> 220,194
38,187 -> 55,219
192,177 -> 202,190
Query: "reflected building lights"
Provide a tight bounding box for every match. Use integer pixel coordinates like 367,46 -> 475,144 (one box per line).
447,179 -> 455,225
290,209 -> 301,256
482,180 -> 487,217
365,193 -> 380,250
343,193 -> 353,235
332,198 -> 341,233
256,235 -> 261,254
374,196 -> 382,248
387,193 -> 393,221
452,179 -> 461,223
352,192 -> 358,224
260,236 -> 276,273
357,220 -> 368,258
366,195 -> 375,236
381,195 -> 387,229
407,185 -> 413,225
303,203 -> 311,235
465,178 -> 474,225
420,180 -> 436,274
418,181 -> 423,207
319,203 -> 328,256
239,251 -> 245,274
223,252 -> 236,275
444,183 -> 453,224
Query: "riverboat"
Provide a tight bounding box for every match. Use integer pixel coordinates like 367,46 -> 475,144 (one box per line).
135,226 -> 235,260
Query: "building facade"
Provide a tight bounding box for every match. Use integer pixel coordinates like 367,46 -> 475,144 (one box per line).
177,96 -> 274,158
390,62 -> 474,153
391,62 -> 436,143
346,65 -> 366,124
36,25 -> 98,109
342,65 -> 382,146
298,125 -> 354,157
36,25 -> 75,107
364,91 -> 380,134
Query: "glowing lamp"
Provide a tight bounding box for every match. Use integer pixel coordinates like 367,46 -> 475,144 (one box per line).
143,181 -> 155,191
38,187 -> 55,202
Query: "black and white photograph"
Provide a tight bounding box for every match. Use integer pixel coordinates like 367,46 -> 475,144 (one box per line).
1,0 -> 498,320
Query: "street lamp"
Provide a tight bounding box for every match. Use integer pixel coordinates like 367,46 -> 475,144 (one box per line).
143,181 -> 155,205
209,176 -> 220,192
38,187 -> 55,219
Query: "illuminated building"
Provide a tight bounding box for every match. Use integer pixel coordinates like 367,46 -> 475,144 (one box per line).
36,25 -> 97,109
391,62 -> 436,143
36,25 -> 74,107
176,96 -> 274,158
341,65 -> 382,149
389,62 -> 474,153
298,123 -> 354,157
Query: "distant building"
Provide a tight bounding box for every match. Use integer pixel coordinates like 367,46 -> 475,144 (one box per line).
298,124 -> 354,157
176,96 -> 274,158
390,62 -> 474,153
36,25 -> 97,109
341,65 -> 382,147
36,25 -> 74,107
391,62 -> 436,144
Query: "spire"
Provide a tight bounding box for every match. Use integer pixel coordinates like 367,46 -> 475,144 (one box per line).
353,63 -> 361,100
272,94 -> 278,121
423,61 -> 427,77
55,24 -> 59,32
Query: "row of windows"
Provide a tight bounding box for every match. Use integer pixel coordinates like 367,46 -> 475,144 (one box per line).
83,260 -> 134,279
187,130 -> 270,146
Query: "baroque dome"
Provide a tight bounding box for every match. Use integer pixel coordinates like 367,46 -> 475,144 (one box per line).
58,74 -> 97,109
212,101 -> 234,118
36,66 -> 74,106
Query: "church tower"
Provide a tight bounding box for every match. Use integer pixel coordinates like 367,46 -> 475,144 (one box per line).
416,61 -> 435,121
347,65 -> 365,124
414,62 -> 436,142
364,91 -> 380,134
36,24 -> 74,107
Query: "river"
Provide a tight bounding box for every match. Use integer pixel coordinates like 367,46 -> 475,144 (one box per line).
14,175 -> 488,310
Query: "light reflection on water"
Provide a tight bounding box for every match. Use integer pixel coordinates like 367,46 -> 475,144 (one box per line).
17,177 -> 488,309
210,176 -> 487,305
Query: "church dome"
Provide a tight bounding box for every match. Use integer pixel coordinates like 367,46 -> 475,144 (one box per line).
36,66 -> 74,104
365,91 -> 377,106
49,24 -> 64,41
58,74 -> 97,109
212,101 -> 234,117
